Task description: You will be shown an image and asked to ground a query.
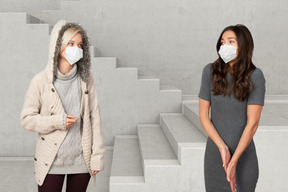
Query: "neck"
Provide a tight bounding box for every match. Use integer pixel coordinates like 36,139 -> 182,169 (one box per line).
228,62 -> 234,74
58,57 -> 72,75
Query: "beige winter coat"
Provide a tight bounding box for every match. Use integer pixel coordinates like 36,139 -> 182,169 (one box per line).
20,20 -> 105,186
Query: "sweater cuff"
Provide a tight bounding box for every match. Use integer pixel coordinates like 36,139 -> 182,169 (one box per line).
90,155 -> 104,171
52,114 -> 66,131
62,114 -> 67,129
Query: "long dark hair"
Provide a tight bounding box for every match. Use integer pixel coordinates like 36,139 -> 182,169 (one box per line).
211,24 -> 256,101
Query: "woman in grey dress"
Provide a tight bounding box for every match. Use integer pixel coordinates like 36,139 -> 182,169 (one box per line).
198,24 -> 265,192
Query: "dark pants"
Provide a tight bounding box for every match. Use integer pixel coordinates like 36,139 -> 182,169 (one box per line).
38,173 -> 91,192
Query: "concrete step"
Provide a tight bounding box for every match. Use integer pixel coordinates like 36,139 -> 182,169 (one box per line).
182,95 -> 199,102
89,45 -> 98,58
137,124 -> 178,167
264,95 -> 288,103
91,57 -> 117,69
26,14 -> 42,24
160,84 -> 180,92
182,102 -> 208,137
182,100 -> 288,128
258,103 -> 288,126
42,10 -> 61,26
110,135 -> 144,189
160,113 -> 206,161
42,1 -> 80,26
115,67 -> 139,80
138,76 -> 160,92
0,12 -> 47,27
138,76 -> 158,80
136,123 -> 205,192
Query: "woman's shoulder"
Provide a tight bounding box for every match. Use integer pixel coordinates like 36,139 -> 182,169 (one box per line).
202,63 -> 213,74
250,67 -> 265,83
29,70 -> 48,87
31,70 -> 45,81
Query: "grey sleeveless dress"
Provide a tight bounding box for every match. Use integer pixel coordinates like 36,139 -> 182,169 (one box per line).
198,63 -> 265,192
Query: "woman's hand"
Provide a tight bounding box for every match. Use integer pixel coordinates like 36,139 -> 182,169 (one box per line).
226,161 -> 237,192
66,115 -> 78,129
91,170 -> 99,175
219,145 -> 231,173
220,145 -> 237,192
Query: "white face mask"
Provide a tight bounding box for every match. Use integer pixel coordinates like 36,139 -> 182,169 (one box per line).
65,46 -> 83,65
218,44 -> 237,63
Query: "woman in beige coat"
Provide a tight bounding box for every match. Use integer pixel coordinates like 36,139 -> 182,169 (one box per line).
20,20 -> 105,192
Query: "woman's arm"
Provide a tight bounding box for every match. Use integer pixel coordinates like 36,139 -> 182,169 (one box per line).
20,77 -> 66,134
199,98 -> 231,170
87,73 -> 105,172
226,104 -> 263,192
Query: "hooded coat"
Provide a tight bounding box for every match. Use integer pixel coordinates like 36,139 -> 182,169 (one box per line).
20,20 -> 105,186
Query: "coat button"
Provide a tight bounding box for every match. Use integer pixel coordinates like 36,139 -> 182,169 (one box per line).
41,137 -> 45,141
54,143 -> 57,146
50,113 -> 54,116
51,88 -> 55,92
34,157 -> 37,161
85,90 -> 89,94
45,163 -> 48,166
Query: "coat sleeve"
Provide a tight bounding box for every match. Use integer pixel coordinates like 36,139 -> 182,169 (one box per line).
87,73 -> 105,171
20,76 -> 66,134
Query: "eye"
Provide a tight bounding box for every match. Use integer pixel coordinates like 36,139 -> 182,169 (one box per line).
67,42 -> 73,46
229,40 -> 234,44
78,44 -> 83,48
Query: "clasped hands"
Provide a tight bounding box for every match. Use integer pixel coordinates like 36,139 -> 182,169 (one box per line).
220,146 -> 237,192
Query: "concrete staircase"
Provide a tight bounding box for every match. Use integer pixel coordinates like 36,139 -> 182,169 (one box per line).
110,96 -> 288,192
109,104 -> 208,191
1,12 -> 288,192
110,114 -> 206,192
91,56 -> 182,145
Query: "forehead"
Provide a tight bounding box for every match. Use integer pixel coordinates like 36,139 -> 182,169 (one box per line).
221,30 -> 236,40
70,33 -> 83,41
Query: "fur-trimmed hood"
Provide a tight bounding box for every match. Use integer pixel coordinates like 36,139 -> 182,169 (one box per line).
45,20 -> 91,83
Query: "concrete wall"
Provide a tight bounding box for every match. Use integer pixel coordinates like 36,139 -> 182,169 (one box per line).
1,0 -> 287,95
0,13 -> 50,156
0,0 -> 60,18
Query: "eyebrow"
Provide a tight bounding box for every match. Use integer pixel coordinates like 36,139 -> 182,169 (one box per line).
221,37 -> 236,40
68,40 -> 83,44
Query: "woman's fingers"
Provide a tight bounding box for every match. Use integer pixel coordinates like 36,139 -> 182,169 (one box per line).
226,162 -> 237,192
66,115 -> 78,128
67,115 -> 77,119
229,177 -> 236,192
91,170 -> 99,175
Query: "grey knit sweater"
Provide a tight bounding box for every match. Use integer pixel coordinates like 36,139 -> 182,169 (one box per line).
49,64 -> 88,174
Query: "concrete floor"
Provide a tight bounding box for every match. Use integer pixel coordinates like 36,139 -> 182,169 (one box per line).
0,147 -> 113,192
